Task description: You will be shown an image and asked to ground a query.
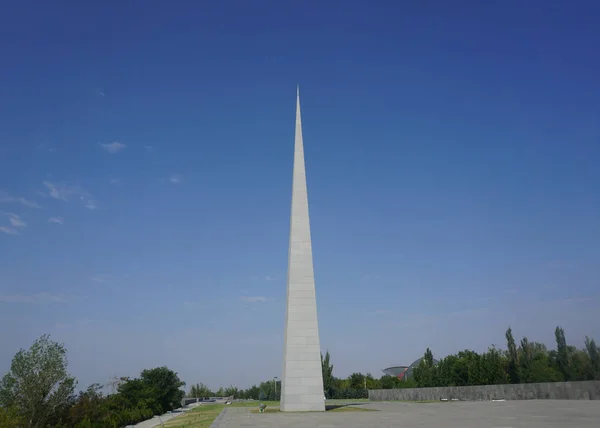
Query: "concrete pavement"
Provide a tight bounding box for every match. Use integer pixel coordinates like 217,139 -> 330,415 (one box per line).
210,400 -> 600,427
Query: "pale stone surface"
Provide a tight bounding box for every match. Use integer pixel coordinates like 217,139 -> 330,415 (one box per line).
211,400 -> 600,427
280,88 -> 325,412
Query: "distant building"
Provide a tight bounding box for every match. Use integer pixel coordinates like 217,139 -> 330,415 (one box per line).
382,357 -> 440,380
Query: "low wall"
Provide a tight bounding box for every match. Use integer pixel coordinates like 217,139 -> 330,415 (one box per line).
368,381 -> 600,401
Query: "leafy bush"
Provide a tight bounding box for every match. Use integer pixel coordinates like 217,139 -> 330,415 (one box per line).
330,388 -> 369,399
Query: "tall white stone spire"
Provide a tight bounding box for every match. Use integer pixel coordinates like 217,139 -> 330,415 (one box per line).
280,87 -> 325,412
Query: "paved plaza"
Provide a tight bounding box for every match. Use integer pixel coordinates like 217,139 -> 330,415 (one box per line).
211,400 -> 600,427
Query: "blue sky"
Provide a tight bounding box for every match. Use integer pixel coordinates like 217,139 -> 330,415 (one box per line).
1,0 -> 599,391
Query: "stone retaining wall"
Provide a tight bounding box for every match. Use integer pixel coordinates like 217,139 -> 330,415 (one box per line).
368,381 -> 600,401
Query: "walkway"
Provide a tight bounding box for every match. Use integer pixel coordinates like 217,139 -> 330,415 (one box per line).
210,400 -> 600,428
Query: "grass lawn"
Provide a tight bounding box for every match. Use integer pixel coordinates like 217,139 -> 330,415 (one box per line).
162,400 -> 372,427
162,401 -> 278,428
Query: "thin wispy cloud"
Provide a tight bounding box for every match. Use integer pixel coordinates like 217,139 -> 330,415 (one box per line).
373,309 -> 392,315
7,213 -> 26,228
0,190 -> 40,208
264,275 -> 278,281
241,296 -> 270,303
0,226 -> 19,235
100,141 -> 126,154
48,216 -> 64,225
90,275 -> 110,283
169,174 -> 183,184
37,143 -> 56,153
145,145 -> 154,152
547,296 -> 593,305
109,178 -> 120,185
0,292 -> 70,304
43,181 -> 97,210
1,213 -> 27,235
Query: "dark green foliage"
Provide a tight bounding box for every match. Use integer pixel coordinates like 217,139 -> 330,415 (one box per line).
348,372 -> 366,390
3,326 -> 600,427
505,327 -> 520,383
0,335 -> 187,428
0,406 -> 25,427
400,326 -> 597,389
555,326 -> 571,381
139,366 -> 185,412
413,348 -> 436,387
189,382 -> 214,398
584,337 -> 600,380
0,334 -> 76,427
329,388 -> 369,399
65,370 -> 182,428
321,351 -> 335,398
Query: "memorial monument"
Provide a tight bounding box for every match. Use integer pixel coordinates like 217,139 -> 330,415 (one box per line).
280,87 -> 326,412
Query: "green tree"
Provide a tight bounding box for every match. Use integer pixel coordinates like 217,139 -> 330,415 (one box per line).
570,348 -> 592,381
555,326 -> 571,381
0,334 -> 76,428
189,382 -> 214,398
505,327 -> 520,383
67,383 -> 108,426
223,385 -> 239,398
480,346 -> 508,385
517,340 -> 563,383
0,406 -> 25,427
413,348 -> 436,387
435,354 -> 461,386
584,337 -> 600,380
139,366 -> 185,412
378,375 -> 417,389
518,337 -> 533,382
348,372 -> 366,390
365,373 -> 380,390
243,384 -> 260,399
118,378 -> 158,413
321,351 -> 334,398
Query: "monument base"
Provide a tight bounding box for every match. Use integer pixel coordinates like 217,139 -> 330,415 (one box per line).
280,399 -> 325,412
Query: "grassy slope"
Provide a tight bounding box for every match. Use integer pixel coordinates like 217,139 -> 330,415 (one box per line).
163,401 -> 278,428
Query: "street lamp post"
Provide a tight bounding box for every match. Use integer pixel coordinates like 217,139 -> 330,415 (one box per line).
273,376 -> 279,396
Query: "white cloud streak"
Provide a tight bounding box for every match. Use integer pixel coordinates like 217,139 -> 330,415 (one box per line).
169,174 -> 183,184
0,190 -> 40,208
100,141 -> 126,153
7,213 -> 26,228
1,213 -> 26,234
48,217 -> 64,225
0,226 -> 19,235
0,292 -> 70,304
43,182 -> 97,210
